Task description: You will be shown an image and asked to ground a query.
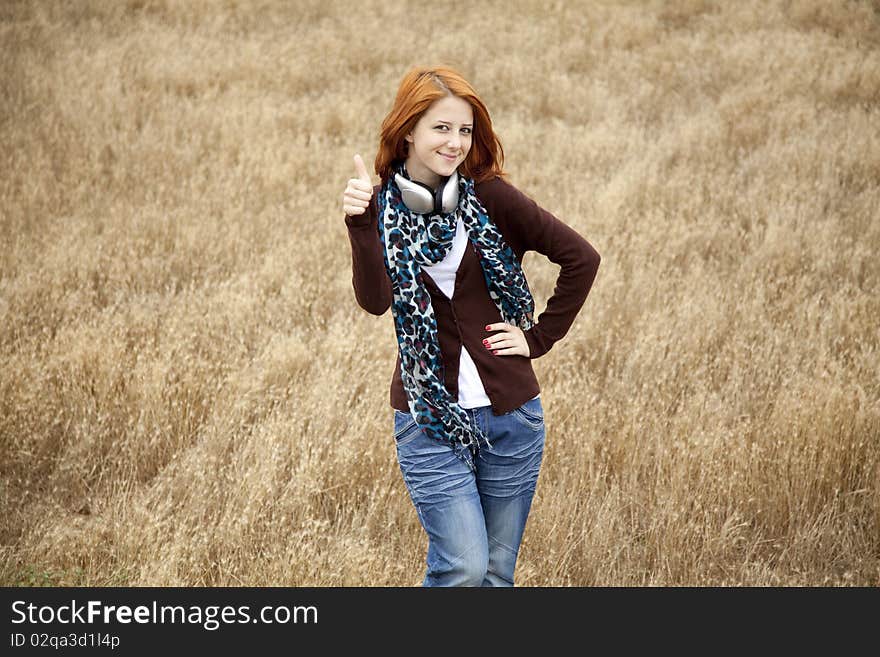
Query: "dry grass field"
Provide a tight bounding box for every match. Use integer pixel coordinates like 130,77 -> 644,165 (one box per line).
1,0 -> 878,586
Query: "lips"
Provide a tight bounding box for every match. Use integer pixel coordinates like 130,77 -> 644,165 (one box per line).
438,152 -> 459,161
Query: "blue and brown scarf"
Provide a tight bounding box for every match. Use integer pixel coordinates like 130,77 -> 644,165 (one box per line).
378,163 -> 535,465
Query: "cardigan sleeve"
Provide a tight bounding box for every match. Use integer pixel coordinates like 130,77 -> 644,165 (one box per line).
479,177 -> 600,359
344,185 -> 392,315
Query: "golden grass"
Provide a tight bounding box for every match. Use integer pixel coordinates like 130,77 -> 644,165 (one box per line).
1,0 -> 878,586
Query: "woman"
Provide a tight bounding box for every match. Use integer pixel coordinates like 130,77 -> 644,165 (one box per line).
342,65 -> 600,586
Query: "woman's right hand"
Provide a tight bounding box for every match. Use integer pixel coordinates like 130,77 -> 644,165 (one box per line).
343,154 -> 374,216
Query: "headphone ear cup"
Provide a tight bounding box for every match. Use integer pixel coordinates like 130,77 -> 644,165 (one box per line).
395,172 -> 434,214
440,171 -> 459,213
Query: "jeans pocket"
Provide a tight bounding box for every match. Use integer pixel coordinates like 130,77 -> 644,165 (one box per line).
393,410 -> 421,447
510,398 -> 544,432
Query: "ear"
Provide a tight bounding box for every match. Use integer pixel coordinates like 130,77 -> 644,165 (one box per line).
404,132 -> 414,143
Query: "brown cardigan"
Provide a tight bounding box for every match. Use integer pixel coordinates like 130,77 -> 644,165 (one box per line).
345,175 -> 600,416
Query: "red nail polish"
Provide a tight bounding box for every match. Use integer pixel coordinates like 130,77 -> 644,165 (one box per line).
492,350 -> 498,355
485,325 -> 491,331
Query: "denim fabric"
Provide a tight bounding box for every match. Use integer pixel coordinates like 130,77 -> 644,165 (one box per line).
393,397 -> 545,587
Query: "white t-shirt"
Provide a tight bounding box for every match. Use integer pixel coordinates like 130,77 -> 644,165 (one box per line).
421,218 -> 492,409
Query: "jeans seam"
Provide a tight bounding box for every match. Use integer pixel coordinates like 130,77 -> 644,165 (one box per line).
444,538 -> 487,572
398,462 -> 425,503
394,413 -> 418,443
487,533 -> 518,557
395,426 -> 421,447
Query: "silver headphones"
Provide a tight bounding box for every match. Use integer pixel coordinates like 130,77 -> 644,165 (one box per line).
394,169 -> 459,214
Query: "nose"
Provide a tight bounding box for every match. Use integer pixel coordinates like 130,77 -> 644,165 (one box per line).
447,133 -> 461,149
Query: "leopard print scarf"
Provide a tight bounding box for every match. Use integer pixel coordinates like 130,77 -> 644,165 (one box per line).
378,163 -> 535,467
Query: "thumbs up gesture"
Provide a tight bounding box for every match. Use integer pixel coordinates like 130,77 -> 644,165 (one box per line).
343,154 -> 374,216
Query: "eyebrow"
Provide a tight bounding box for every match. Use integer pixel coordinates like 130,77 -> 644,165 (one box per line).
436,120 -> 473,127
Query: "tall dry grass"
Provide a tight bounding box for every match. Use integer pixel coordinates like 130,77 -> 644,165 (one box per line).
1,0 -> 878,586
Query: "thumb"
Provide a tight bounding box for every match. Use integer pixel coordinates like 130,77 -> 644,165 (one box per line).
353,154 -> 371,183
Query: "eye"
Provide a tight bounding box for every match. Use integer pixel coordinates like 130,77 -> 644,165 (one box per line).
435,125 -> 449,131
461,127 -> 472,135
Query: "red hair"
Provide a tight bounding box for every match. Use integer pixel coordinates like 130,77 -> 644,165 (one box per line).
374,65 -> 505,185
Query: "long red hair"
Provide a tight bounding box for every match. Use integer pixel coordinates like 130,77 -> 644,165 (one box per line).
374,65 -> 505,185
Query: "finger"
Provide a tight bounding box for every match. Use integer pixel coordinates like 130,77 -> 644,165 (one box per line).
343,197 -> 369,210
485,338 -> 517,349
354,154 -> 371,183
345,186 -> 373,201
343,203 -> 367,216
484,323 -> 510,333
349,177 -> 373,192
482,333 -> 514,345
493,346 -> 526,356
484,325 -> 518,339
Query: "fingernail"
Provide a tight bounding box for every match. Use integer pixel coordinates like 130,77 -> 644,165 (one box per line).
492,350 -> 498,355
485,325 -> 491,330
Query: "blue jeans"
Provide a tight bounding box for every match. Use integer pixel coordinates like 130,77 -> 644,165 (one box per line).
393,397 -> 545,587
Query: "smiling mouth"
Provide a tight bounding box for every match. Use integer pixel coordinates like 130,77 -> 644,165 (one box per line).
438,152 -> 458,160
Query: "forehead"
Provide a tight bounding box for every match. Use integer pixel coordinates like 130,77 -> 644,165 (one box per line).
421,95 -> 473,123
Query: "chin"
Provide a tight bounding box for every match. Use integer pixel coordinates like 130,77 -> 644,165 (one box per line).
434,160 -> 459,176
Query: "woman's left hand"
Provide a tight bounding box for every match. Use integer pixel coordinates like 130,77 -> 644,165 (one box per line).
483,323 -> 530,357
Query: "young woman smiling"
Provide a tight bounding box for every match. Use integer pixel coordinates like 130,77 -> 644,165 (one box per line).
342,65 -> 600,586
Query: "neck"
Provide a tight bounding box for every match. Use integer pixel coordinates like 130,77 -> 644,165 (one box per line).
403,158 -> 441,188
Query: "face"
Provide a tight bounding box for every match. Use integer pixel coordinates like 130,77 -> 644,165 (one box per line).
404,94 -> 474,188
